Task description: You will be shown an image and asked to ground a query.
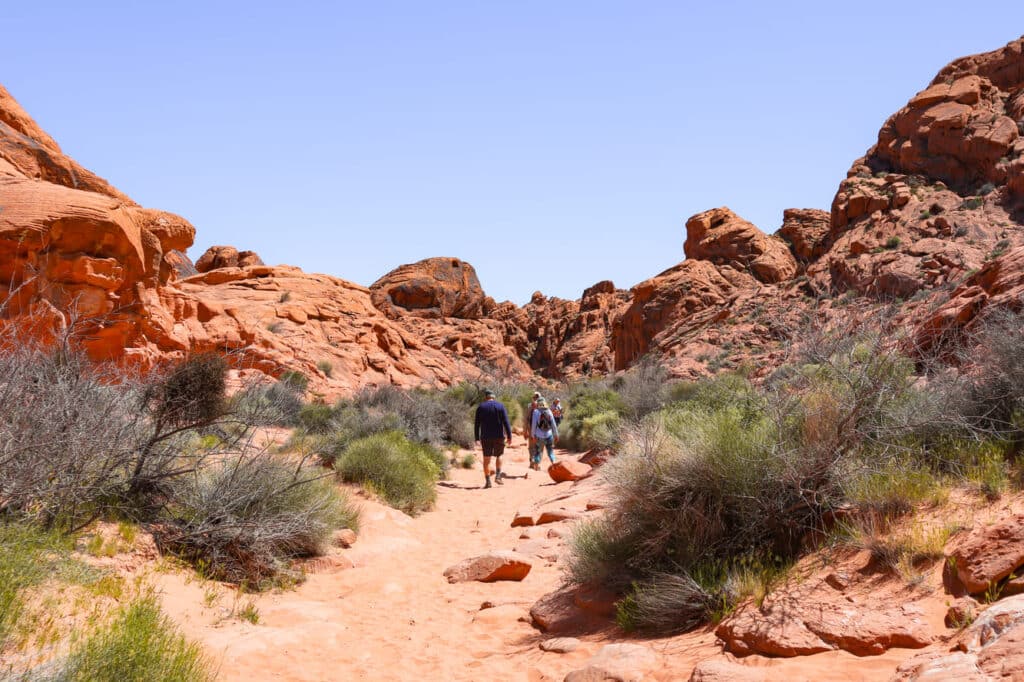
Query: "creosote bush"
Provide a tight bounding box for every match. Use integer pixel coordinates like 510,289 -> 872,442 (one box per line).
335,432 -> 442,514
158,455 -> 358,586
0,334 -> 356,588
567,315 -> 1013,635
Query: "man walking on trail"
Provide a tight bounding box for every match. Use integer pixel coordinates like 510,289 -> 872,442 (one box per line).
474,389 -> 513,489
530,397 -> 559,469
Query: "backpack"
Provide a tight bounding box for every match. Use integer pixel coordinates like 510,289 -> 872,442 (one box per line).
537,410 -> 552,431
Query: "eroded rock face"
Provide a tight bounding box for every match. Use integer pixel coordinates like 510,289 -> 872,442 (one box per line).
777,208 -> 831,264
684,207 -> 798,284
611,258 -> 760,371
868,37 -> 1024,195
894,594 -> 1024,681
194,245 -> 264,272
370,257 -> 488,320
948,513 -> 1024,594
0,137 -> 195,362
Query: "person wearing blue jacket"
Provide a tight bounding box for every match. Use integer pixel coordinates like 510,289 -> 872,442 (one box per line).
530,397 -> 559,469
474,389 -> 512,489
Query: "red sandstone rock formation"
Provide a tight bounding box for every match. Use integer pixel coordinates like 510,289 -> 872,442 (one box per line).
3,36 -> 1024,392
370,257 -> 492,320
684,207 -> 798,283
194,245 -> 264,272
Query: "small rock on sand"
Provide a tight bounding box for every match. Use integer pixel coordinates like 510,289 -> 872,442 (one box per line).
444,550 -> 532,583
540,637 -> 580,653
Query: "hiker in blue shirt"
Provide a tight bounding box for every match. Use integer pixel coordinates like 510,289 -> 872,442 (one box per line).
530,397 -> 559,469
474,389 -> 513,489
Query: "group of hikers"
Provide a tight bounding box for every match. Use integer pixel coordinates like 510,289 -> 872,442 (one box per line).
472,389 -> 565,489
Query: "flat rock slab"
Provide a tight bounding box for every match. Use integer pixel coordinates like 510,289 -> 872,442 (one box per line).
444,550 -> 532,583
512,511 -> 536,527
949,513 -> 1024,594
472,604 -> 530,626
718,599 -> 933,657
564,643 -> 659,682
894,595 -> 1024,681
539,637 -> 580,653
531,586 -> 611,634
536,509 -> 581,525
549,460 -> 592,483
689,658 -> 767,682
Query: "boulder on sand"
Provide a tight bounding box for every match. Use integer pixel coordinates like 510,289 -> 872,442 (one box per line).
548,460 -> 591,483
444,550 -> 532,583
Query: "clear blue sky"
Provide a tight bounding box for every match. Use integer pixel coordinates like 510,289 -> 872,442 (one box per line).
2,3 -> 1020,303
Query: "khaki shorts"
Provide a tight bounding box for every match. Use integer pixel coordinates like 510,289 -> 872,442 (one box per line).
481,438 -> 506,458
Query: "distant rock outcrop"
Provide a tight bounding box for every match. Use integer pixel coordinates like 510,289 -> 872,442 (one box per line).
370,257 -> 490,320
194,245 -> 264,272
684,207 -> 798,283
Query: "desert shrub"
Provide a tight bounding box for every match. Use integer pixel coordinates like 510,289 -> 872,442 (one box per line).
157,454 -> 357,586
54,595 -> 213,682
568,324 -> 984,634
231,379 -> 304,427
354,385 -> 473,449
335,432 -> 441,514
959,309 -> 1024,449
443,381 -> 487,406
616,573 -> 717,634
612,357 -> 672,418
0,347 -> 145,531
842,458 -> 945,516
279,370 -> 309,391
560,385 -> 627,451
565,517 -> 634,587
145,353 -> 227,428
309,407 -> 405,467
297,402 -> 336,434
317,360 -> 333,378
667,371 -> 762,417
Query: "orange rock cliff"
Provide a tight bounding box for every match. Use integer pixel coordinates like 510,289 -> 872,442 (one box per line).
2,36 -> 1024,392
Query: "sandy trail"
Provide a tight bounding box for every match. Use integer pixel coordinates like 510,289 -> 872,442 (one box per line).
149,436 -> 941,682
154,436 -> 612,681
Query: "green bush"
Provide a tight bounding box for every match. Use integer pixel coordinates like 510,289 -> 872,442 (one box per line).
560,386 -> 627,451
336,432 -> 442,514
298,402 -> 336,434
308,407 -> 405,467
56,595 -> 213,682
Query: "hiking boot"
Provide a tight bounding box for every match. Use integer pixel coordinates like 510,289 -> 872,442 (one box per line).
484,477 -> 492,489
495,473 -> 504,485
